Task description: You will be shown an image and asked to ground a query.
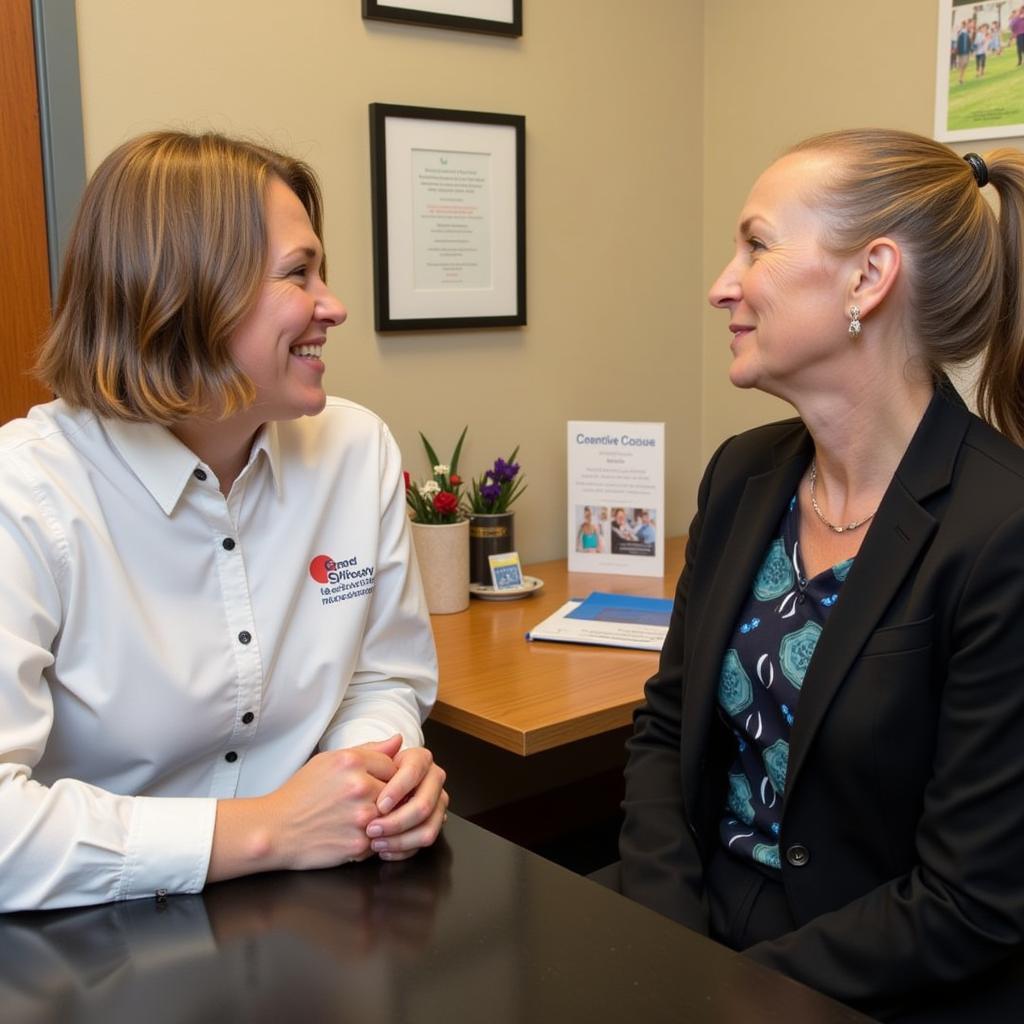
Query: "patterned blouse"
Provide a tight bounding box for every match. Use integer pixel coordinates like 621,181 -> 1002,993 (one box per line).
717,494 -> 853,871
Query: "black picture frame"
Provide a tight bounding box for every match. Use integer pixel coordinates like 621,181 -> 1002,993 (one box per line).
369,103 -> 527,332
362,0 -> 522,37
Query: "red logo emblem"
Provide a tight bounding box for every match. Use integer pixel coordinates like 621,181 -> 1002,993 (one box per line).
309,555 -> 336,584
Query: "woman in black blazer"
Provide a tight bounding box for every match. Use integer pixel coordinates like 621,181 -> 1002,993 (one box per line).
619,130 -> 1024,1019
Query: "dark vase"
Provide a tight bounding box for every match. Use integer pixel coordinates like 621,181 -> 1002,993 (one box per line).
468,512 -> 515,586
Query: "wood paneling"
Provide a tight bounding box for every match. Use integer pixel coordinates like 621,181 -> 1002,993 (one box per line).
0,0 -> 52,424
428,537 -> 686,755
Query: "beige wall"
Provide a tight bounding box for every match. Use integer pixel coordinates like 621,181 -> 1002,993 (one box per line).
75,0 -> 1016,554
74,0 -> 705,562
700,0 -> 1024,461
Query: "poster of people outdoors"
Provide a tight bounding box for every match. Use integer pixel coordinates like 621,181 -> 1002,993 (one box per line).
936,0 -> 1024,140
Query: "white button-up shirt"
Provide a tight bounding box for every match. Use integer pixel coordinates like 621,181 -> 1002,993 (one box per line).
0,398 -> 437,912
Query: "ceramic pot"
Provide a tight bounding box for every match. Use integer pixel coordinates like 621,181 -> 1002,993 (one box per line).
411,519 -> 470,614
468,512 -> 515,587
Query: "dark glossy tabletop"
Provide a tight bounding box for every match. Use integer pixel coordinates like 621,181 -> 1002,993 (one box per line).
1,816 -> 876,1024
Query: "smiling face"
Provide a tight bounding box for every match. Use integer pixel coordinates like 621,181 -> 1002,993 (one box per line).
708,153 -> 854,403
227,176 -> 347,423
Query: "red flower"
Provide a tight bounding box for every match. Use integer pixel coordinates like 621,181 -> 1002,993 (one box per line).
432,491 -> 459,516
450,473 -> 461,486
403,471 -> 411,491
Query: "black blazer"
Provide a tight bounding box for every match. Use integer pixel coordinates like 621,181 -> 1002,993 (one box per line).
620,390 -> 1024,1018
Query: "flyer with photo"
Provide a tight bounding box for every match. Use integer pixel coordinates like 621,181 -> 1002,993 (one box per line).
567,420 -> 665,577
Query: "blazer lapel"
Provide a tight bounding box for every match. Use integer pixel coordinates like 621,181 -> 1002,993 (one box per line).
785,391 -> 970,795
681,428 -> 812,804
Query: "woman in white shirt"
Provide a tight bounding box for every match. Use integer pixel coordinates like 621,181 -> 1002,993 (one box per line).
0,130 -> 447,911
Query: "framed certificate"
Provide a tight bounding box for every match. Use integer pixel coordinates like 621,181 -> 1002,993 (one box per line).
362,0 -> 522,37
369,103 -> 526,331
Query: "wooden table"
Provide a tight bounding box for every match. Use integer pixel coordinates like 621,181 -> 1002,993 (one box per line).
428,537 -> 685,755
0,815 -> 879,1024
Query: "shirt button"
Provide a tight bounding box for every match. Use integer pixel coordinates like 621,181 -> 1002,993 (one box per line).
238,631 -> 252,645
193,468 -> 208,481
786,843 -> 810,867
796,593 -> 806,604
222,538 -> 236,551
225,751 -> 238,763
241,711 -> 255,725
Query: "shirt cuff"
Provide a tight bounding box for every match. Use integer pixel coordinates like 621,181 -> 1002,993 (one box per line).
118,796 -> 217,901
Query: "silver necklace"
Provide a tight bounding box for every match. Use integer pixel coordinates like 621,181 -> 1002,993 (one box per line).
808,461 -> 878,534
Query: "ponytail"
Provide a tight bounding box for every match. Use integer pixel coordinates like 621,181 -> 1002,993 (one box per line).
977,149 -> 1024,445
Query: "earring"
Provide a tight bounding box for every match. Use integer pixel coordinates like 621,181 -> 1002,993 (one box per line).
848,305 -> 862,337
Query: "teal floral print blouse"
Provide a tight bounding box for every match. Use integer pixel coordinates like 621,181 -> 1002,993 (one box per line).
718,494 -> 853,872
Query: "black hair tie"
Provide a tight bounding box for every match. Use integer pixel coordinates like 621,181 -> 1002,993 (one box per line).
964,152 -> 989,188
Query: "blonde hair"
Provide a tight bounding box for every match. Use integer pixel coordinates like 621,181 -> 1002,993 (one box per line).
789,129 -> 1024,444
36,130 -> 325,424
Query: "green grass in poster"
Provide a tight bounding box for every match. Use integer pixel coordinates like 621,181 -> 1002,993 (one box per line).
947,41 -> 1024,132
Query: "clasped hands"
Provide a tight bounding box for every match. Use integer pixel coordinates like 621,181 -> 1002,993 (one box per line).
266,734 -> 449,868
209,736 -> 448,882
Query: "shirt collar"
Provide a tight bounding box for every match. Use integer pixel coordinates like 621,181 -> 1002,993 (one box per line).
252,422 -> 283,497
101,418 -> 283,515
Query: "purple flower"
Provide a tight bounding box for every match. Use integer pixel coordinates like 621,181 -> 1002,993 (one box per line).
481,482 -> 502,503
491,458 -> 519,483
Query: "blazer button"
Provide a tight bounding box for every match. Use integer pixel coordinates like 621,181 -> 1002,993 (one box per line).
786,844 -> 810,867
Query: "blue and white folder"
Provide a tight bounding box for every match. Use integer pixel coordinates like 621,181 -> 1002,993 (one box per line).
526,592 -> 672,651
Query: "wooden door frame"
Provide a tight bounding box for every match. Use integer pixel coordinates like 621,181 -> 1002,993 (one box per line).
0,0 -> 85,424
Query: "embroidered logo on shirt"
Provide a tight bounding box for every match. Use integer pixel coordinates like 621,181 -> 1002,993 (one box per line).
308,554 -> 376,605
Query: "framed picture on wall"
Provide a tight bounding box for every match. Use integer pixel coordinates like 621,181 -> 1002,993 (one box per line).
935,0 -> 1024,141
363,0 -> 522,37
369,103 -> 526,332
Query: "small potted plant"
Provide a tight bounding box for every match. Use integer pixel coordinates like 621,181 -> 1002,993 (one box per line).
405,427 -> 469,614
466,447 -> 526,587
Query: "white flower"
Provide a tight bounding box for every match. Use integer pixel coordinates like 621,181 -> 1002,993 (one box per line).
433,464 -> 449,476
419,480 -> 441,497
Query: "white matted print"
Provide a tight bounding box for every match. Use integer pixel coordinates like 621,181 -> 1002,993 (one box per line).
363,0 -> 521,36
